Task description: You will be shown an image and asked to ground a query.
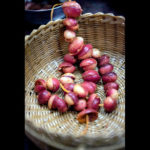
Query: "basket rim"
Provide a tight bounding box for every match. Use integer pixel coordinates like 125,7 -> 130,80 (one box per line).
25,122 -> 125,150
25,12 -> 125,48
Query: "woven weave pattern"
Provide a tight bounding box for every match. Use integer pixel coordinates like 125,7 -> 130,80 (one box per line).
25,13 -> 125,150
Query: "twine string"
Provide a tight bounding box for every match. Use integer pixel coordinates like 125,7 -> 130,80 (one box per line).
60,83 -> 70,93
50,3 -> 63,21
80,115 -> 89,136
99,104 -> 104,107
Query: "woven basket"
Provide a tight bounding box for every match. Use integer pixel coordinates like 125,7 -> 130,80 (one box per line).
25,12 -> 125,150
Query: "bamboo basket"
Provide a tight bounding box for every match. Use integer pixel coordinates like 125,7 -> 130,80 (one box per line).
25,12 -> 125,150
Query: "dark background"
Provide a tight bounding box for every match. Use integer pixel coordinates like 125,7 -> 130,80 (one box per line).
25,0 -> 125,35
25,0 -> 126,150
